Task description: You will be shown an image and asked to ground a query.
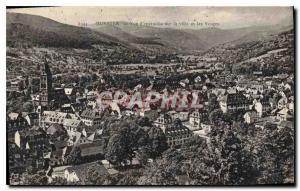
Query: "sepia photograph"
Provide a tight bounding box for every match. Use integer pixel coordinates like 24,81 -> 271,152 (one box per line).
6,6 -> 295,186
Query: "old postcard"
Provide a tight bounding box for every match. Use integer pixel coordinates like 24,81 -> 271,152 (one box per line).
6,7 -> 295,186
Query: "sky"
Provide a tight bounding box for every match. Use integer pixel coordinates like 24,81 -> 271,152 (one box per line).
7,6 -> 293,29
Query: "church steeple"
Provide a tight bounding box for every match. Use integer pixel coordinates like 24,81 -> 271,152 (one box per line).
39,58 -> 52,107
41,58 -> 51,77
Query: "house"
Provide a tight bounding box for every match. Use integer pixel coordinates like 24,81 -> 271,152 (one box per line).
40,111 -> 79,129
165,119 -> 193,147
284,83 -> 291,91
176,111 -> 189,122
139,109 -> 159,121
7,113 -> 30,139
187,110 -> 208,131
77,140 -> 105,161
243,111 -> 260,124
265,81 -> 272,89
7,79 -> 25,92
168,111 -> 189,122
52,88 -> 71,108
101,160 -> 119,175
153,113 -> 172,133
254,116 -> 278,130
261,97 -> 272,115
60,104 -> 74,113
73,132 -> 91,146
71,102 -> 86,115
8,140 -> 31,176
63,118 -> 85,138
276,108 -> 289,122
288,100 -> 294,114
80,109 -> 102,127
252,99 -> 263,117
9,172 -> 24,185
64,162 -> 108,183
193,123 -> 212,138
14,128 -> 51,169
219,93 -> 251,113
278,120 -> 294,130
64,87 -> 77,103
50,165 -> 71,180
24,113 -> 39,127
86,91 -> 98,100
47,124 -> 66,137
251,81 -> 264,93
49,147 -> 68,167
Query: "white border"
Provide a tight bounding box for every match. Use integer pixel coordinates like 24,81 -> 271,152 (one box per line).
0,0 -> 298,190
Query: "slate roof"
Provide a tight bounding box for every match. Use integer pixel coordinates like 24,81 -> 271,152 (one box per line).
278,120 -> 294,128
78,140 -> 105,157
165,120 -> 192,138
80,109 -> 102,119
47,124 -> 64,135
226,93 -> 250,105
63,118 -> 82,128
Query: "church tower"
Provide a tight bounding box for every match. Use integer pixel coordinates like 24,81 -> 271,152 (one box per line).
39,59 -> 52,108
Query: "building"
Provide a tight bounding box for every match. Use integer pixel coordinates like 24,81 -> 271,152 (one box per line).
7,113 -> 30,139
53,88 -> 71,108
63,118 -> 85,138
24,112 -> 39,127
278,120 -> 294,129
168,111 -> 189,122
219,92 -> 251,113
48,148 -> 68,167
15,128 -> 51,169
64,87 -> 77,103
50,165 -> 71,180
276,108 -> 290,122
254,116 -> 278,130
39,60 -> 53,108
80,109 -> 102,127
243,111 -> 260,124
77,140 -> 105,161
165,119 -> 193,147
46,124 -> 68,143
8,140 -> 31,178
153,113 -> 172,133
40,111 -> 79,129
7,80 -> 23,92
261,97 -> 272,115
188,110 -> 208,131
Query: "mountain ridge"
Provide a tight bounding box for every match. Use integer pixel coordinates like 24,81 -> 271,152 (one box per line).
7,12 -> 293,53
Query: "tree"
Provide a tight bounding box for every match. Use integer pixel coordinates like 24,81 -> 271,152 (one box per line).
65,146 -> 82,165
255,125 -> 294,184
137,149 -> 184,185
104,116 -> 158,167
105,134 -> 127,167
49,177 -> 68,185
23,171 -> 48,185
22,101 -> 34,112
146,126 -> 168,158
138,123 -> 260,185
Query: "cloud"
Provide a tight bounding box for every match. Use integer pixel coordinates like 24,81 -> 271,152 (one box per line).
7,6 -> 293,29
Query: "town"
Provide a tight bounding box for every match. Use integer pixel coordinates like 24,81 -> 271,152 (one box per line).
7,8 -> 294,186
